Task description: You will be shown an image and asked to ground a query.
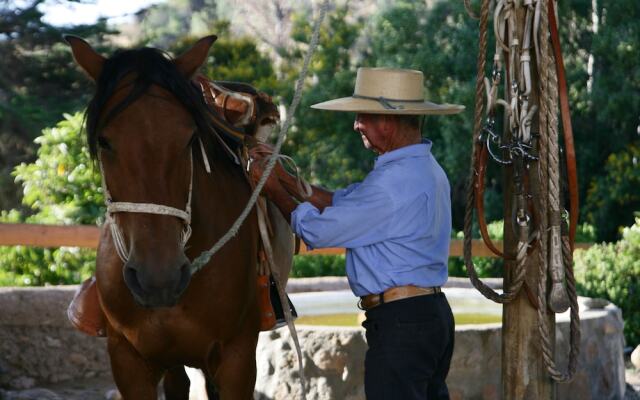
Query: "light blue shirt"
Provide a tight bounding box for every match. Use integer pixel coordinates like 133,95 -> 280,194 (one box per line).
291,140 -> 452,297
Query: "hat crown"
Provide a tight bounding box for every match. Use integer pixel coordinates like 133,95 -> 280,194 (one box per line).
354,68 -> 424,101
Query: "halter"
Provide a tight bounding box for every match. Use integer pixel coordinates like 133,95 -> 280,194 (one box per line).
99,149 -> 194,263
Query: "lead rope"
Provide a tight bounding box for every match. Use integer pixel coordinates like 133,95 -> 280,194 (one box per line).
189,1 -> 329,397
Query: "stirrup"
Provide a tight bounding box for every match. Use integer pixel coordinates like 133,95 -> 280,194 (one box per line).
269,275 -> 297,329
67,277 -> 107,337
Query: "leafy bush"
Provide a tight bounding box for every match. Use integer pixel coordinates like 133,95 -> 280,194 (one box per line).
448,220 -> 505,278
585,143 -> 640,241
0,113 -> 102,286
574,215 -> 640,346
291,254 -> 345,278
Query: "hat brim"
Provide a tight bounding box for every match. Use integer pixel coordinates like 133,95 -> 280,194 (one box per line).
310,96 -> 465,115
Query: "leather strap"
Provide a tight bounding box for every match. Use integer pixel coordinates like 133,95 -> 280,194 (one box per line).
193,75 -> 247,143
359,285 -> 442,311
474,143 -> 505,257
548,0 -> 579,249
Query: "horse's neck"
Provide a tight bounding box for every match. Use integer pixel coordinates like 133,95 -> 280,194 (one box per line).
189,150 -> 250,241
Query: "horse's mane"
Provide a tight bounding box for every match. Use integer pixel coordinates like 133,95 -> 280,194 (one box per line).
85,47 -> 239,161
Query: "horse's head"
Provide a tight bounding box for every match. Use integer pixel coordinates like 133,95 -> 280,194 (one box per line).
66,35 -> 224,307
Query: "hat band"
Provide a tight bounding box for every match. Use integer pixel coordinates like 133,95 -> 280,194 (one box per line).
351,94 -> 425,110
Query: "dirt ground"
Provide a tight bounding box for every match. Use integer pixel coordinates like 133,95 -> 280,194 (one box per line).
1,365 -> 638,399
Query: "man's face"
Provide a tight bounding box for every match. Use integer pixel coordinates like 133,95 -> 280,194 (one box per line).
353,113 -> 389,154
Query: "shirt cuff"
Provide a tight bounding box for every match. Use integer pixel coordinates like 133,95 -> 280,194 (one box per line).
291,202 -> 319,250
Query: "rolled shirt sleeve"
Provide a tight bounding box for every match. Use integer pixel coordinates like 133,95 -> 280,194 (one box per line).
291,183 -> 394,249
331,182 -> 361,205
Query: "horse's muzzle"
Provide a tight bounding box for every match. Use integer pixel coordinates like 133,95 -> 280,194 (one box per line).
123,255 -> 192,308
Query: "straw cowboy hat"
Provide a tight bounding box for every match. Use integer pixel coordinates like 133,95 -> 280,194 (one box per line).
311,67 -> 465,115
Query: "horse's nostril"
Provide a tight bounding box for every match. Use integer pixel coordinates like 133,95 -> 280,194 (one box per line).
176,261 -> 192,294
123,266 -> 144,295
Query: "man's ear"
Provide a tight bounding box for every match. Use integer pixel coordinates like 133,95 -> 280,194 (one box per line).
382,114 -> 396,134
174,35 -> 218,78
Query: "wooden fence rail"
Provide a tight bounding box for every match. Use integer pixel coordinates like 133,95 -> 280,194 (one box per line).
0,223 -> 591,257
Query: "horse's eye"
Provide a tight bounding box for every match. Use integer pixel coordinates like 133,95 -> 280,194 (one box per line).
97,136 -> 112,151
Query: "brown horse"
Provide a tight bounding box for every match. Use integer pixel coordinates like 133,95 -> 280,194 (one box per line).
67,35 -> 270,399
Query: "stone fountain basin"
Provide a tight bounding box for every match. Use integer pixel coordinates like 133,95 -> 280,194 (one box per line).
254,287 -> 626,400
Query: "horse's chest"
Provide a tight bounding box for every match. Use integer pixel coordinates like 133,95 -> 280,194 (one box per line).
123,312 -> 211,365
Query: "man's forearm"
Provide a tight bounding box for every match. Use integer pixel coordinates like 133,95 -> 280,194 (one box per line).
277,169 -> 334,211
267,183 -> 299,224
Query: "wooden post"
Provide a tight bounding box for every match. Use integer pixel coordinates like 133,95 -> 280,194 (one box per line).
501,4 -> 555,399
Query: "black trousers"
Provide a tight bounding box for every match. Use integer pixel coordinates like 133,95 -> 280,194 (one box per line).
362,293 -> 455,400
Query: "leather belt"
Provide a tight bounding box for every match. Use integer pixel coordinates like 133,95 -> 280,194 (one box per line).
359,285 -> 442,311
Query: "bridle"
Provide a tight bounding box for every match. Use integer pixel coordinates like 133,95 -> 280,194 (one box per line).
99,150 -> 194,263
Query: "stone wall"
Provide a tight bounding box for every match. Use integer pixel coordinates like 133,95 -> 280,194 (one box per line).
0,287 -> 110,390
0,286 -> 627,400
254,304 -> 626,400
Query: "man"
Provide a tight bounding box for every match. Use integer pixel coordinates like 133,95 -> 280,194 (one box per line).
249,67 -> 464,400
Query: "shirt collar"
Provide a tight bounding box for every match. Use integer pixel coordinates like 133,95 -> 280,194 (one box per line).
374,139 -> 432,169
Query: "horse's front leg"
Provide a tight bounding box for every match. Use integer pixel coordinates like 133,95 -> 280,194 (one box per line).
209,315 -> 260,399
108,332 -> 163,400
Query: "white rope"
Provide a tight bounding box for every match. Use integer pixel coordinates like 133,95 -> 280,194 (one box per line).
107,202 -> 190,222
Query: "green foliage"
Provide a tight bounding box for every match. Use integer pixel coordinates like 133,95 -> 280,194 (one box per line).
282,6 -> 374,190
559,0 -> 640,241
139,0 -> 218,48
290,254 -> 346,278
0,113 -> 102,286
584,143 -> 640,240
169,21 -> 280,94
0,1 -> 114,211
574,216 -> 640,346
12,113 -> 104,225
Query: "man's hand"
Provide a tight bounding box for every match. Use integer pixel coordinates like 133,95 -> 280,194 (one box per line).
247,146 -> 298,224
248,153 -> 282,199
248,143 -> 288,180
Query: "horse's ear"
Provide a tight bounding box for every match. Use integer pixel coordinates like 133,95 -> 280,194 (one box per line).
174,35 -> 217,78
64,35 -> 105,81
